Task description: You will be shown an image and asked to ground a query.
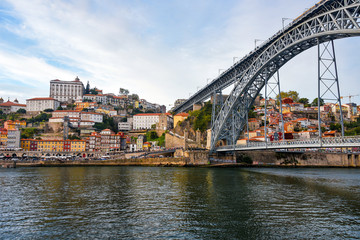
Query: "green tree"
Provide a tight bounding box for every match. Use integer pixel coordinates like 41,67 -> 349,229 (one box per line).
131,94 -> 139,101
119,88 -> 129,95
190,102 -> 212,132
21,128 -> 39,139
57,106 -> 63,110
146,131 -> 158,141
44,108 -> 54,112
90,88 -> 98,95
277,90 -> 300,103
94,115 -> 117,132
67,104 -> 75,110
298,98 -> 309,106
16,108 -> 26,114
311,98 -> 324,106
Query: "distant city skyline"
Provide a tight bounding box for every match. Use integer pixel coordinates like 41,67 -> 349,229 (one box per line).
0,0 -> 359,107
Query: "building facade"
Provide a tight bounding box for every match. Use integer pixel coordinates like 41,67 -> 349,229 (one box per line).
0,100 -> 26,114
50,77 -> 84,102
26,98 -> 60,112
133,113 -> 172,130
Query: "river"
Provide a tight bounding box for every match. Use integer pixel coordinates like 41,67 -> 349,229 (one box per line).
0,167 -> 359,239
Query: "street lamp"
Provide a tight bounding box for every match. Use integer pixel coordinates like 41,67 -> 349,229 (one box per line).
254,39 -> 264,48
282,18 -> 293,29
233,57 -> 239,64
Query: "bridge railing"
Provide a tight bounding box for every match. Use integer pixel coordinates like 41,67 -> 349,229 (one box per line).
216,136 -> 360,151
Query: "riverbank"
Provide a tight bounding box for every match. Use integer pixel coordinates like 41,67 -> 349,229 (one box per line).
1,151 -> 360,168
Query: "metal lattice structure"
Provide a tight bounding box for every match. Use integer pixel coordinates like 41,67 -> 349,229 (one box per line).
173,0 -> 360,151
317,40 -> 345,137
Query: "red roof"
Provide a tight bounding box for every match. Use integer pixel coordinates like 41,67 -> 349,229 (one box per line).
135,113 -> 171,116
0,101 -> 26,107
54,110 -> 80,113
27,97 -> 56,101
175,112 -> 189,117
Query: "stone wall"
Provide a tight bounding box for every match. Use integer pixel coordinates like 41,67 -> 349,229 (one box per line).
235,151 -> 360,167
165,133 -> 184,148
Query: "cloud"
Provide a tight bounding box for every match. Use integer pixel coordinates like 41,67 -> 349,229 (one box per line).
0,0 -> 359,107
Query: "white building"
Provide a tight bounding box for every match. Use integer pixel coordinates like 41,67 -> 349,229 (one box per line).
49,110 -> 103,128
50,77 -> 84,102
118,122 -> 132,131
26,98 -> 60,112
81,112 -> 103,123
0,100 -> 26,114
83,94 -> 107,104
133,113 -> 160,130
7,129 -> 20,149
133,113 -> 173,130
52,110 -> 81,119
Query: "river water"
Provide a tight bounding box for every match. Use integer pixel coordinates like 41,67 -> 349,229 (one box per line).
0,167 -> 359,239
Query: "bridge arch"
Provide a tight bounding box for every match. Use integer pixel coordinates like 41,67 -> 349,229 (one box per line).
210,0 -> 360,151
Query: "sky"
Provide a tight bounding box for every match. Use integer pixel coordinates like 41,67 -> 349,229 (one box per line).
0,0 -> 359,109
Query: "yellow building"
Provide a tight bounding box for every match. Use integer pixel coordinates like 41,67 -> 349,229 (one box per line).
21,139 -> 32,151
0,128 -> 8,148
36,140 -> 64,152
4,120 -> 26,130
135,101 -> 140,108
70,140 -> 86,152
75,101 -> 97,111
173,112 -> 189,128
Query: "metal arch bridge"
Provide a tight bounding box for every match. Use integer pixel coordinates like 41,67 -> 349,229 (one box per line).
173,0 -> 360,152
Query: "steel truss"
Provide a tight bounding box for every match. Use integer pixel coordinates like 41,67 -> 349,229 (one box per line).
209,0 -> 360,151
264,71 -> 285,144
317,39 -> 345,138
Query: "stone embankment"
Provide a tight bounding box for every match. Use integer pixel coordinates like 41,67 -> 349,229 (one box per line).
213,151 -> 360,167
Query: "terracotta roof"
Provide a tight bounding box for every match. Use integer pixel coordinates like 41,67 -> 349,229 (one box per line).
27,97 -> 56,101
135,113 -> 171,116
54,110 -> 80,113
0,101 -> 26,107
175,112 -> 189,117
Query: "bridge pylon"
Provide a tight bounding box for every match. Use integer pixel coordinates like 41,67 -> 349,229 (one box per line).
317,39 -> 345,138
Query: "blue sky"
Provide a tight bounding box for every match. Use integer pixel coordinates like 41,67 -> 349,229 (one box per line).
0,0 -> 359,107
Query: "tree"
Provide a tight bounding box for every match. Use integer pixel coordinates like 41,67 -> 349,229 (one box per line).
298,98 -> 309,106
119,88 -> 129,95
85,81 -> 90,94
131,94 -> 139,101
67,104 -> 75,110
311,98 -> 324,106
89,88 -> 98,95
21,128 -> 39,139
16,108 -> 26,114
44,108 -> 54,112
277,90 -> 300,103
0,110 -> 3,115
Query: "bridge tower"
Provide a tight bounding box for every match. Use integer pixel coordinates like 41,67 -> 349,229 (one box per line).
317,39 -> 345,138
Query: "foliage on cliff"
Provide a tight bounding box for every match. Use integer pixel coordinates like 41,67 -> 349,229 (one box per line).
187,102 -> 212,132
145,130 -> 165,146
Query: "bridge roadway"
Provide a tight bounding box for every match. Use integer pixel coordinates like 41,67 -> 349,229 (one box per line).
216,136 -> 360,152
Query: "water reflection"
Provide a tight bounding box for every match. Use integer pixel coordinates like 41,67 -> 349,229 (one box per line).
0,167 -> 359,239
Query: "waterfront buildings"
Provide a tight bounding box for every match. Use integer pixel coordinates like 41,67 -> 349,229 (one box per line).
21,139 -> 86,152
